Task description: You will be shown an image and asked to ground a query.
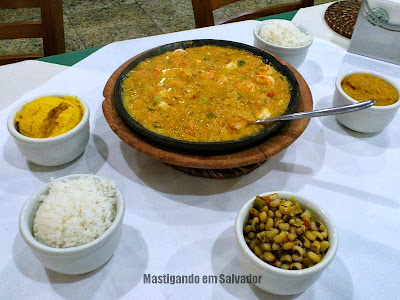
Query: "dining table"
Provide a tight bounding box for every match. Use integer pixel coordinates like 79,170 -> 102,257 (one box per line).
1,3 -> 400,299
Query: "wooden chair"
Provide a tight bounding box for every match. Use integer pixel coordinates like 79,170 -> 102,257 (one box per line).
191,0 -> 315,28
0,0 -> 65,65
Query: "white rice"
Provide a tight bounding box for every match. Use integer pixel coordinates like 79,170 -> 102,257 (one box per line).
258,20 -> 311,47
33,176 -> 117,248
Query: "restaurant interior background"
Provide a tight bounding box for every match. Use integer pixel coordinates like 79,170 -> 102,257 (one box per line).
0,0 -> 332,55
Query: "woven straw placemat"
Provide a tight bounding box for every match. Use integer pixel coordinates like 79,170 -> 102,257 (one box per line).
325,0 -> 361,38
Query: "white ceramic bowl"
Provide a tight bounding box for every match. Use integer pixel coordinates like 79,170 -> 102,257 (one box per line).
253,20 -> 313,68
19,174 -> 125,275
7,94 -> 90,166
333,71 -> 400,133
235,191 -> 338,295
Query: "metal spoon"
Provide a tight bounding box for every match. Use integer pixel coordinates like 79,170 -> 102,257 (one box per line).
252,100 -> 375,124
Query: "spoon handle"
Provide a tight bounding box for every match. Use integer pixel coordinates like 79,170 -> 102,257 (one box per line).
253,100 -> 375,124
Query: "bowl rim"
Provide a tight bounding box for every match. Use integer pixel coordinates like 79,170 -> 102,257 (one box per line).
335,70 -> 400,110
113,39 -> 301,154
234,191 -> 338,278
19,174 -> 125,255
7,94 -> 90,144
253,19 -> 313,50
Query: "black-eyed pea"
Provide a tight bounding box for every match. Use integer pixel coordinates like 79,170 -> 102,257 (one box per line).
278,222 -> 289,231
261,206 -> 269,213
320,241 -> 330,253
254,246 -> 263,257
310,221 -> 317,231
259,211 -> 267,223
316,221 -> 325,231
275,210 -> 282,218
293,240 -> 303,248
314,231 -> 323,241
283,242 -> 294,250
255,232 -> 265,240
249,239 -> 257,250
275,218 -> 283,228
268,210 -> 274,218
290,262 -> 302,270
280,254 -> 292,263
272,243 -> 280,251
244,225 -> 253,233
288,233 -> 297,241
305,231 -> 317,241
311,241 -> 321,253
321,229 -> 328,239
281,264 -> 290,270
292,254 -> 303,262
307,251 -> 321,263
259,223 -> 265,231
293,245 -> 304,256
263,251 -> 275,262
248,232 -> 256,239
296,227 -> 304,235
273,234 -> 283,244
245,236 -> 251,244
265,229 -> 278,239
303,237 -> 311,248
276,261 -> 282,268
262,243 -> 272,251
266,217 -> 274,230
252,217 -> 260,228
249,208 -> 260,217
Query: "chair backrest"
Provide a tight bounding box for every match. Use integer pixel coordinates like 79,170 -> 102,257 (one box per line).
0,0 -> 65,65
191,0 -> 314,28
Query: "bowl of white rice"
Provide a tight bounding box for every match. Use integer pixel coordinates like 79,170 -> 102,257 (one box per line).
253,19 -> 312,68
19,174 -> 125,275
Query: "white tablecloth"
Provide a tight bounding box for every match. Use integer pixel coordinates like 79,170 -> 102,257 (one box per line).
0,61 -> 68,111
1,20 -> 400,300
293,2 -> 351,50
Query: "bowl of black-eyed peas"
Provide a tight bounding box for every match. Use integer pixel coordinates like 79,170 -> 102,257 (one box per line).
234,191 -> 338,295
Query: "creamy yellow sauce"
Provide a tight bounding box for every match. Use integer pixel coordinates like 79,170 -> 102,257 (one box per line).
122,45 -> 291,142
341,73 -> 399,106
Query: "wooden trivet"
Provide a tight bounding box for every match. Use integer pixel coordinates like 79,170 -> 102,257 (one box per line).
102,53 -> 313,179
325,0 -> 361,38
166,161 -> 266,179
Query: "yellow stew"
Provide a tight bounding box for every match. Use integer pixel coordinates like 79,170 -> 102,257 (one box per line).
121,45 -> 291,142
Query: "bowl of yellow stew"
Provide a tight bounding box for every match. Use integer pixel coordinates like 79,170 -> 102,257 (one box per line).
333,71 -> 400,133
235,191 -> 338,295
113,40 -> 300,153
7,94 -> 90,166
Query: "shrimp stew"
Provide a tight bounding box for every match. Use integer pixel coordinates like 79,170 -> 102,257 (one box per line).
121,45 -> 291,142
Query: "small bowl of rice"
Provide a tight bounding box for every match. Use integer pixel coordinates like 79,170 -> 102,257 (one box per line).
253,19 -> 313,68
19,174 -> 125,275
